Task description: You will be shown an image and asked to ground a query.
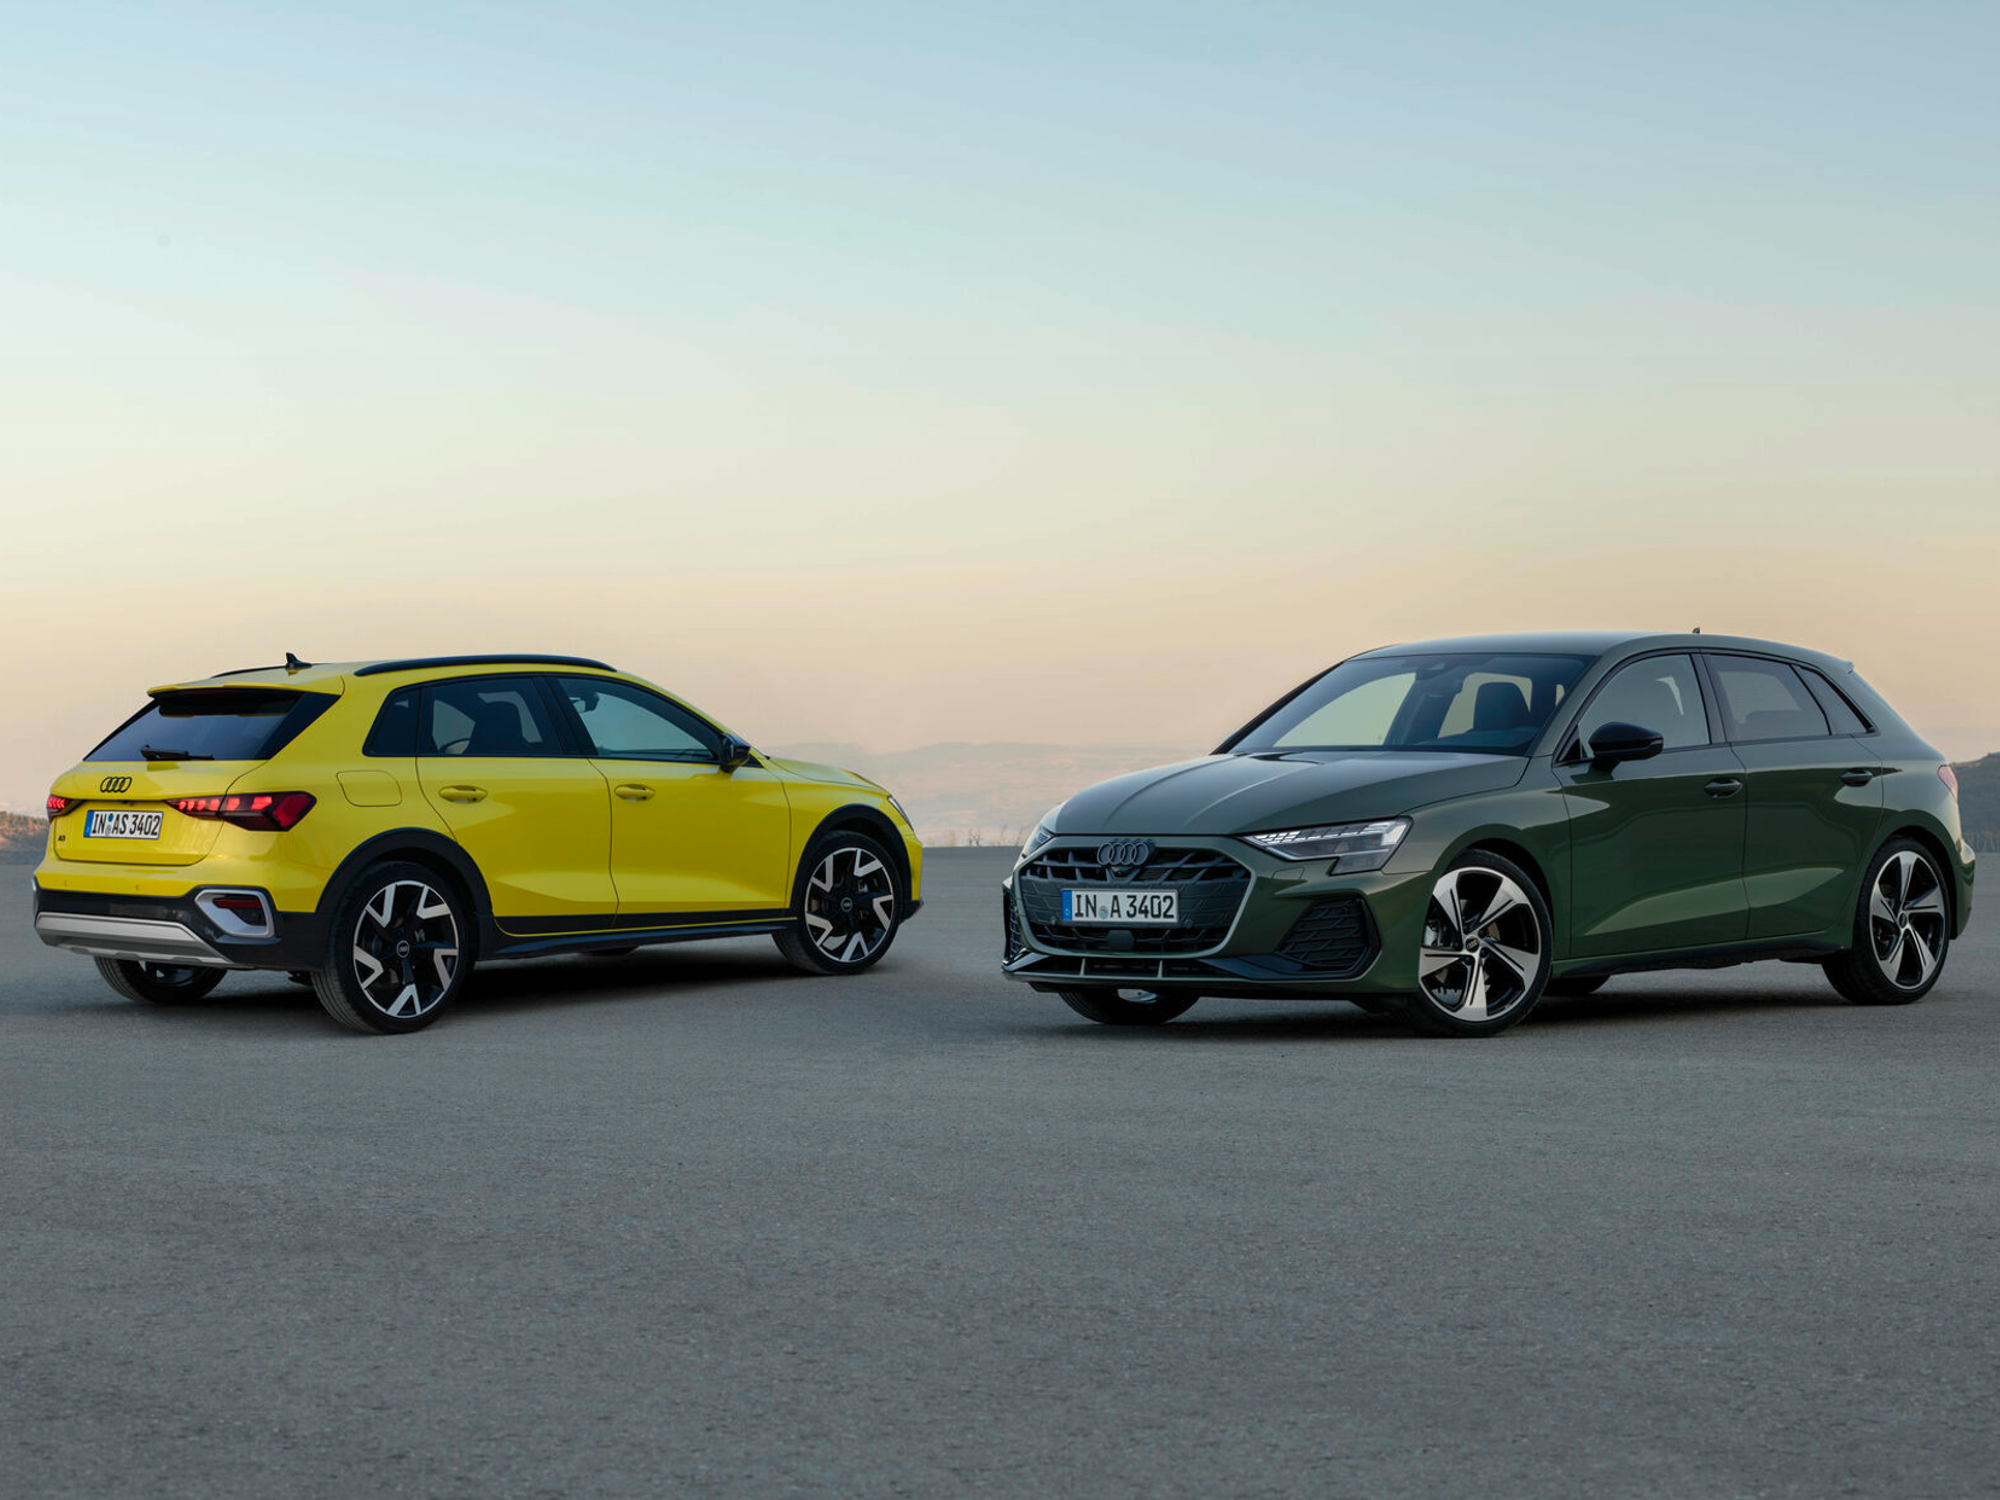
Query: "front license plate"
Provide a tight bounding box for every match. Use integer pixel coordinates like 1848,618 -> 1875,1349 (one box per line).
1062,889 -> 1179,925
86,809 -> 164,841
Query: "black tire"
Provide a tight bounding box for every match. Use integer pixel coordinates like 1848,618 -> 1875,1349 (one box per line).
774,831 -> 904,975
1545,974 -> 1608,997
1405,850 -> 1553,1038
1056,988 -> 1200,1026
1822,838 -> 1952,1006
95,958 -> 225,1005
310,861 -> 474,1034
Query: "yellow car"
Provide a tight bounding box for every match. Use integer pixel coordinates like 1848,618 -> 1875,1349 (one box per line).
32,654 -> 923,1033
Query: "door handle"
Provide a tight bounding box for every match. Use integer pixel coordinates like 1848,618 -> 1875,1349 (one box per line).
1703,778 -> 1743,797
614,783 -> 655,801
438,785 -> 487,803
1842,768 -> 1879,786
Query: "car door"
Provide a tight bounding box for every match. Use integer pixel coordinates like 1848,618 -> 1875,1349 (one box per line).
1703,654 -> 1886,940
551,676 -> 793,922
414,675 -> 617,931
1557,652 -> 1750,957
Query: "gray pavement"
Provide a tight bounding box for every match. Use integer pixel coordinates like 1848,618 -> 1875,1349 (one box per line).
3,849 -> 1994,1498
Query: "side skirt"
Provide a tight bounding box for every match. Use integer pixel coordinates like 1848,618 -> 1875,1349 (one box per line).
1555,937 -> 1842,980
484,920 -> 793,961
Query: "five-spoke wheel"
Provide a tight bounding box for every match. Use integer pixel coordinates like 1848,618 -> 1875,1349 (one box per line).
1410,854 -> 1551,1036
311,862 -> 470,1034
1825,839 -> 1952,1005
775,833 -> 904,974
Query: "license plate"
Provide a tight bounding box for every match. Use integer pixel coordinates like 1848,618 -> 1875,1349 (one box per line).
1062,889 -> 1179,925
86,809 -> 164,841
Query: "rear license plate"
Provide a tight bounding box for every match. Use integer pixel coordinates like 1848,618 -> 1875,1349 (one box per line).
86,809 -> 164,841
1062,889 -> 1179,925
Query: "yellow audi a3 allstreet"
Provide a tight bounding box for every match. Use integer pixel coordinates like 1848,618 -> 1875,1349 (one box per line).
32,654 -> 923,1033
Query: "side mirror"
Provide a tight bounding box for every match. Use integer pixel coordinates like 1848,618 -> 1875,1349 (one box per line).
1586,721 -> 1665,769
717,735 -> 754,774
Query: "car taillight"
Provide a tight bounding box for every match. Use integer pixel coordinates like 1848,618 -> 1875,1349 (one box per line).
46,794 -> 77,821
172,791 -> 316,831
1939,765 -> 1958,799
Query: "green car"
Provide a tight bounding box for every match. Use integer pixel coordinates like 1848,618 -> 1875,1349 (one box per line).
1001,632 -> 1975,1036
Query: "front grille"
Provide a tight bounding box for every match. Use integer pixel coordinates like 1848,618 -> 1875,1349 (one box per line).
1003,889 -> 1026,962
1017,844 -> 1252,956
1275,897 -> 1376,975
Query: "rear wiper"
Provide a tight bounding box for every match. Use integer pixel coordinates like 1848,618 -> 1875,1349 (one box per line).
139,745 -> 214,761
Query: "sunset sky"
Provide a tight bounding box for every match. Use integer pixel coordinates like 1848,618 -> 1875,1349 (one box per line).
4,2 -> 1997,807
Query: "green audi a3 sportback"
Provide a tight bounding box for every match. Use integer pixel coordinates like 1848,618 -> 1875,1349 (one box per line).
1002,632 -> 1975,1037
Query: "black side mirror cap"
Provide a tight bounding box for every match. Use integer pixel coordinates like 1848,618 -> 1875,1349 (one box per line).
1587,721 -> 1666,768
718,735 -> 754,773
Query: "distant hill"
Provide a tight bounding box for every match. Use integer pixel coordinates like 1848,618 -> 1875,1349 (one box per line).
0,811 -> 45,863
769,741 -> 1194,846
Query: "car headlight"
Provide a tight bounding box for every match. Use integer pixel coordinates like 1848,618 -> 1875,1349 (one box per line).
1241,817 -> 1410,870
1021,803 -> 1064,860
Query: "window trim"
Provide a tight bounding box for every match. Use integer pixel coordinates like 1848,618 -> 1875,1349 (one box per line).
1795,663 -> 1876,737
1699,651 -> 1839,747
1554,649 -> 1720,764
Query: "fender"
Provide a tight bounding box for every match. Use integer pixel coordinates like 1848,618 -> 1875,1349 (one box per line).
793,803 -> 910,902
313,826 -> 494,923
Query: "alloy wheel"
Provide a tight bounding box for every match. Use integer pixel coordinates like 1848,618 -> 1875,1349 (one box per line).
1419,866 -> 1544,1023
804,845 -> 897,964
1868,849 -> 1948,991
351,879 -> 461,1020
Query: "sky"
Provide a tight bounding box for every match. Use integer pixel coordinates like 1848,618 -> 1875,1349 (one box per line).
3,1 -> 1997,806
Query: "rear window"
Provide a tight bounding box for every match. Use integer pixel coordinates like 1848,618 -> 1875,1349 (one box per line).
87,690 -> 335,763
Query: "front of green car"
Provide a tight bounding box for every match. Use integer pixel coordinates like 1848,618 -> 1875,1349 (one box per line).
1001,639 -> 1607,1003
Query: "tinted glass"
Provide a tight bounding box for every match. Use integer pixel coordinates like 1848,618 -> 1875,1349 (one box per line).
557,677 -> 719,762
1579,655 -> 1709,752
87,690 -> 332,763
1800,668 -> 1871,735
1237,654 -> 1591,756
1712,658 -> 1829,742
364,687 -> 420,757
421,677 -> 563,758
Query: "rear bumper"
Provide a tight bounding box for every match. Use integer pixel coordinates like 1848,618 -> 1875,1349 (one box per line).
32,886 -> 327,971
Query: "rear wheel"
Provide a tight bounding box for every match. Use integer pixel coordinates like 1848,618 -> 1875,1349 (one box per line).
774,833 -> 904,975
95,959 -> 225,1006
1056,989 -> 1199,1026
311,862 -> 472,1034
1406,853 -> 1552,1037
1823,839 -> 1951,1005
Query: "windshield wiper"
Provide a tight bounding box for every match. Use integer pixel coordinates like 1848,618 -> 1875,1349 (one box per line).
139,745 -> 214,761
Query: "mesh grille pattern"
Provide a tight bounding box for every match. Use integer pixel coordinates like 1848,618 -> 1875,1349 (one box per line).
1003,890 -> 1026,962
1018,845 -> 1251,956
1275,897 -> 1375,974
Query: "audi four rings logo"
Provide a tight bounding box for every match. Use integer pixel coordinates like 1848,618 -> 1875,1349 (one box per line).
1096,839 -> 1155,870
100,776 -> 132,794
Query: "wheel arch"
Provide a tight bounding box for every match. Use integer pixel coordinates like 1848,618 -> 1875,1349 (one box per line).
1876,823 -> 1962,937
314,829 -> 491,958
795,804 -> 910,900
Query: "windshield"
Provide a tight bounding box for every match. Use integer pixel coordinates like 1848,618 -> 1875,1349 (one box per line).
1231,653 -> 1593,757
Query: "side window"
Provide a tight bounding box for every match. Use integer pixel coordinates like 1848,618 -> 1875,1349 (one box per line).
421,677 -> 563,758
364,687 -> 420,757
557,677 -> 720,763
1579,655 -> 1709,753
1711,658 -> 1830,743
1800,668 -> 1871,736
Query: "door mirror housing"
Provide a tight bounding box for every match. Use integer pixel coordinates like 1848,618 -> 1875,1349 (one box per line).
1585,721 -> 1665,768
717,735 -> 755,774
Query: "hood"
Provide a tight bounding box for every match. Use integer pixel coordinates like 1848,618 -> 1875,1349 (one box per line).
763,756 -> 880,793
1052,751 -> 1529,836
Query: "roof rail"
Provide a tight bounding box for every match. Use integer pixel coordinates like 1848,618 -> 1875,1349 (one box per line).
352,654 -> 616,678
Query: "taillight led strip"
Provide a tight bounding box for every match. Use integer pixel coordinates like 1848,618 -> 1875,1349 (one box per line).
172,792 -> 317,831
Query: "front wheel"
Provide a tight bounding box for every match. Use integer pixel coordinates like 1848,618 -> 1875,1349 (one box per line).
95,959 -> 225,1005
1823,839 -> 1952,1005
774,833 -> 904,975
1406,853 -> 1552,1037
310,862 -> 472,1034
1056,989 -> 1199,1026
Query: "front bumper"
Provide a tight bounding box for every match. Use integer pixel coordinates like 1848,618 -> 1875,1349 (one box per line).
32,885 -> 328,971
999,836 -> 1435,998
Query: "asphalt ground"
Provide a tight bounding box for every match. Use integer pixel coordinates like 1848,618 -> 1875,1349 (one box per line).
3,849 -> 1994,1498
